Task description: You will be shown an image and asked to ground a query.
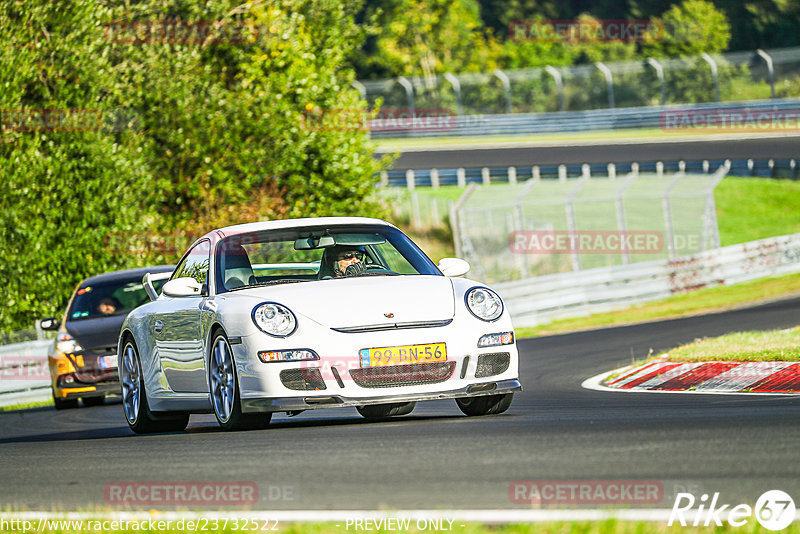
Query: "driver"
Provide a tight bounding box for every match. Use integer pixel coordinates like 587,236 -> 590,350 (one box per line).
332,245 -> 367,278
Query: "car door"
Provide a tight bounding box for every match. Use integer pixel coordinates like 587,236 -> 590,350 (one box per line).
154,239 -> 210,393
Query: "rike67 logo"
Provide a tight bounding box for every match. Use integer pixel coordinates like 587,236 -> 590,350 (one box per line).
669,490 -> 796,530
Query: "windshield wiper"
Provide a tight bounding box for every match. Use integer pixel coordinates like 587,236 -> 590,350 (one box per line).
229,279 -> 314,291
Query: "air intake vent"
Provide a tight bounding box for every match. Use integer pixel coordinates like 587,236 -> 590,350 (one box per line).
349,361 -> 456,388
475,353 -> 510,378
280,368 -> 327,391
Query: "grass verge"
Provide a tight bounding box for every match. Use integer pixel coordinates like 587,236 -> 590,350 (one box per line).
515,271 -> 800,339
661,327 -> 800,363
0,398 -> 53,412
374,129 -> 800,151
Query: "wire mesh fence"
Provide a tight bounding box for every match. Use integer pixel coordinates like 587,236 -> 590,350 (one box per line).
357,46 -> 800,118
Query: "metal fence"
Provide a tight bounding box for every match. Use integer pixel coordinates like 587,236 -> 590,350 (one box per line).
496,232 -> 800,327
357,46 -> 800,122
447,165 -> 726,284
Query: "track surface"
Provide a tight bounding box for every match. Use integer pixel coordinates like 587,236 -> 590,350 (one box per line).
1,298 -> 800,511
387,136 -> 800,170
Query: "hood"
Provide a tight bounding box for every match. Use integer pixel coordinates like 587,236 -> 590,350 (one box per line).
230,275 -> 455,329
65,314 -> 128,353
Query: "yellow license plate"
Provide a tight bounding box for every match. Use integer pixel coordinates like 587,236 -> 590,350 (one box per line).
359,342 -> 447,367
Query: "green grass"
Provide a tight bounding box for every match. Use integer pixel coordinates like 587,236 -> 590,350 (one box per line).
515,271 -> 800,338
0,398 -> 53,411
374,128 -> 796,151
662,327 -> 800,363
716,178 -> 800,246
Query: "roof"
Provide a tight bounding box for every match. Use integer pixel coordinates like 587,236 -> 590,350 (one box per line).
79,265 -> 175,287
214,217 -> 396,238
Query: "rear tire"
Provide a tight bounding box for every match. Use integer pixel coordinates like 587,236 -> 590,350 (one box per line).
82,396 -> 104,407
357,402 -> 416,420
121,339 -> 189,434
52,390 -> 78,410
456,393 -> 513,416
209,331 -> 271,431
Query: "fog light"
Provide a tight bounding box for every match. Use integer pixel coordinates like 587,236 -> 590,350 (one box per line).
477,332 -> 514,347
258,349 -> 319,363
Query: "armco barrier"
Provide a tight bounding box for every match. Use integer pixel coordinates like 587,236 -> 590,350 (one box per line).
369,98 -> 800,139
0,339 -> 52,407
495,233 -> 800,327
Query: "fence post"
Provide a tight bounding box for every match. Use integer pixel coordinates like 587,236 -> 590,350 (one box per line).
631,162 -> 639,177
379,170 -> 389,187
595,62 -> 615,109
791,159 -> 797,180
405,169 -> 416,190
411,191 -> 421,229
457,167 -> 466,187
607,163 -> 616,180
756,49 -> 776,100
582,163 -> 591,179
558,165 -> 567,182
481,167 -> 491,185
352,80 -> 367,101
493,69 -> 513,114
397,76 -> 415,116
431,168 -> 440,189
656,161 -> 664,177
508,166 -> 517,185
450,183 -> 478,260
701,53 -> 720,103
532,165 -> 541,182
545,66 -> 565,111
444,73 -> 464,115
646,58 -> 666,106
703,160 -> 710,173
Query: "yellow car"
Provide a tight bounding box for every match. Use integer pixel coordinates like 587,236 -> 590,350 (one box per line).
41,266 -> 173,409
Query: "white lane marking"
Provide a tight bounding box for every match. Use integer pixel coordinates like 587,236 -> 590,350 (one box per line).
694,361 -> 793,391
5,509 -> 720,523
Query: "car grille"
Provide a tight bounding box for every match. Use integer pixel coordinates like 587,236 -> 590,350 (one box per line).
280,368 -> 327,391
349,361 -> 456,388
331,319 -> 453,333
475,352 -> 511,378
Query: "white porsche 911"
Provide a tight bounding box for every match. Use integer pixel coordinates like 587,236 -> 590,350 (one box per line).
118,217 -> 521,433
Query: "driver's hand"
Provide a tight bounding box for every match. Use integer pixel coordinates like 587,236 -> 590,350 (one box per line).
344,261 -> 366,277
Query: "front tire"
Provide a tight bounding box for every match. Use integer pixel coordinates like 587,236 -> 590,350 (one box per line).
357,402 -> 416,420
456,393 -> 513,416
209,331 -> 271,431
121,339 -> 189,434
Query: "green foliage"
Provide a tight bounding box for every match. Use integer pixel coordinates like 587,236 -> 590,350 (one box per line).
0,0 -> 392,333
641,0 -> 731,57
0,0 -> 152,332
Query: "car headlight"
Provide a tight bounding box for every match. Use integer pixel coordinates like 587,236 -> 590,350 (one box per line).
465,287 -> 503,322
252,302 -> 297,337
56,331 -> 82,354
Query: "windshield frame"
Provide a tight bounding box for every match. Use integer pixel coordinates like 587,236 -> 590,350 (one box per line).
214,224 -> 441,295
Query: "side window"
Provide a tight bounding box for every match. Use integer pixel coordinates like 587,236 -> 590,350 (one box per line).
173,240 -> 211,285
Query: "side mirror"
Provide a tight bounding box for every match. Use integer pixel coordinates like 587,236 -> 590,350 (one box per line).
162,277 -> 203,298
438,258 -> 470,277
39,317 -> 59,331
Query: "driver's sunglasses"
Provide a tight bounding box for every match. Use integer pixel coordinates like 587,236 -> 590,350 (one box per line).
338,251 -> 364,261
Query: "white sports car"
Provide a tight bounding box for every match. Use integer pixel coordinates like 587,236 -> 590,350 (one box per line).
118,217 -> 521,433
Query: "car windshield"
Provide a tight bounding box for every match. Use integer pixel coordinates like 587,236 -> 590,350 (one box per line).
215,224 -> 440,293
67,277 -> 167,321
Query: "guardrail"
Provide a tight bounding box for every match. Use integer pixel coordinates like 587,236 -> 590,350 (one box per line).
0,339 -> 53,407
369,98 -> 800,139
382,158 -> 799,188
495,233 -> 800,327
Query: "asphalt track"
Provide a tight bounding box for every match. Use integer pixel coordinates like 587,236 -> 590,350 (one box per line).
386,136 -> 800,170
1,297 -> 800,512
